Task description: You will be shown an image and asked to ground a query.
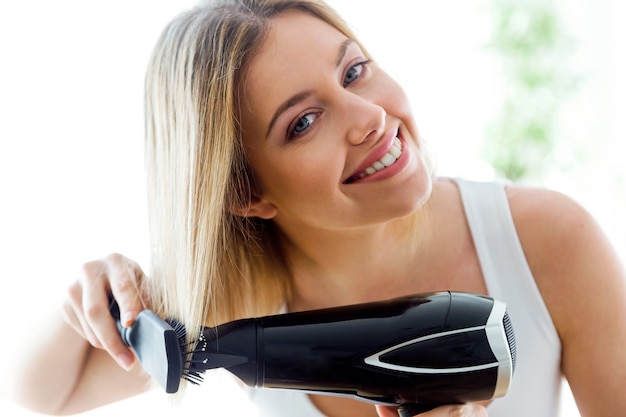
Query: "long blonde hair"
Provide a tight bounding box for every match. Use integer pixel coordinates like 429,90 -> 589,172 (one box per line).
144,0 -> 361,339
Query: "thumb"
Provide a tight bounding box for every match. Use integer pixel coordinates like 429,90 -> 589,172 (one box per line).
106,253 -> 147,327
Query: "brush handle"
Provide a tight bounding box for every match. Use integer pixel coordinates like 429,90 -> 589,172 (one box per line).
109,298 -> 184,393
109,299 -> 130,345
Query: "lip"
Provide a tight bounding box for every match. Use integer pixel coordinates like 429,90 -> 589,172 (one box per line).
343,128 -> 405,184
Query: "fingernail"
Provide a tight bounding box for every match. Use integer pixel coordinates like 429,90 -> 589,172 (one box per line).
122,311 -> 135,327
117,352 -> 135,371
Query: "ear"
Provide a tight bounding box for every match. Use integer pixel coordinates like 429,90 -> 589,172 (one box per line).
229,195 -> 278,219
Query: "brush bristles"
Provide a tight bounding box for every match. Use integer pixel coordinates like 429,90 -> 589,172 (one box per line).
167,317 -> 209,386
170,319 -> 187,343
182,372 -> 205,385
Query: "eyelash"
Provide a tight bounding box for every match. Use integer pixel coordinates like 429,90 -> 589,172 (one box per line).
343,59 -> 369,87
287,59 -> 371,140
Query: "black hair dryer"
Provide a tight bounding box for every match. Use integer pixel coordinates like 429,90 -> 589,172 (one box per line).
194,291 -> 516,416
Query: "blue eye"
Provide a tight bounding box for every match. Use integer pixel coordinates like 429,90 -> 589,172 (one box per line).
343,61 -> 368,87
290,113 -> 317,138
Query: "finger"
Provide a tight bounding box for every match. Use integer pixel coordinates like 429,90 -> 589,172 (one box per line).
421,404 -> 488,417
376,404 -> 488,417
452,404 -> 488,417
61,296 -> 87,341
81,259 -> 136,371
375,405 -> 436,417
105,253 -> 146,327
375,405 -> 399,417
65,281 -> 101,348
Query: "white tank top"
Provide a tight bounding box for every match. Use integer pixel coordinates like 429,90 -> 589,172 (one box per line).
246,179 -> 562,417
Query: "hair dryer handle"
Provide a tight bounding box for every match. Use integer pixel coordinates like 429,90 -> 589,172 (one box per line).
397,403 -> 437,416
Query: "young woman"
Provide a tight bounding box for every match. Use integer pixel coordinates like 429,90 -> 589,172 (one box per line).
8,1 -> 626,416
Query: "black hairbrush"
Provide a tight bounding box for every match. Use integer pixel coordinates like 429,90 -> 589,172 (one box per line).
110,292 -> 516,416
109,300 -> 186,393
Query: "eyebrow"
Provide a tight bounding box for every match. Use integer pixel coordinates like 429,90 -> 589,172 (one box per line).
265,38 -> 355,138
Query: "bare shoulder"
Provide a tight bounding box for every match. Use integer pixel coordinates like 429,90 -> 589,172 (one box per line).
503,183 -> 622,306
504,184 -> 599,267
505,183 -> 591,230
505,183 -> 626,414
503,183 -> 623,274
502,185 -> 596,322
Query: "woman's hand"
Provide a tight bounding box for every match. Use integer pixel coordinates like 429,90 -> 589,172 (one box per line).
62,253 -> 149,371
375,404 -> 488,417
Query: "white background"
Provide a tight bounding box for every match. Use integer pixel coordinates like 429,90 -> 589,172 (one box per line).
1,0 -> 624,415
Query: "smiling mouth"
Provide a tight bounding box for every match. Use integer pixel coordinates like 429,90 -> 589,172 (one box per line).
344,137 -> 403,184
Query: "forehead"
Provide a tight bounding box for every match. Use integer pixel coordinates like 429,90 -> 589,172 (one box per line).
252,10 -> 346,69
241,11 -> 349,134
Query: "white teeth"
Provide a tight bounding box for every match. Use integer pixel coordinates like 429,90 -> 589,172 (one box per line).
356,137 -> 403,179
380,153 -> 396,167
389,143 -> 402,158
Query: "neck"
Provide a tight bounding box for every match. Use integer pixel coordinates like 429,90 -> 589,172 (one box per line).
282,210 -> 436,312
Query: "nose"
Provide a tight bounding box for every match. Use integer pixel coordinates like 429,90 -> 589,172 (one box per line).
341,92 -> 386,145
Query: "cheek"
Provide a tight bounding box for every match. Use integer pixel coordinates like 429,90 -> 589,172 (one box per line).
381,78 -> 412,115
380,78 -> 421,145
259,146 -> 342,203
368,70 -> 413,116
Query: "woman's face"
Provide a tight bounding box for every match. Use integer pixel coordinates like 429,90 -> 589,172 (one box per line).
240,10 -> 431,233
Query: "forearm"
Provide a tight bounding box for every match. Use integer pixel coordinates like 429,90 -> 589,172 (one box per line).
4,311 -> 90,414
5,310 -> 150,415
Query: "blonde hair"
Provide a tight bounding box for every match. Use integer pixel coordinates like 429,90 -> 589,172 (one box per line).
144,0 -> 361,341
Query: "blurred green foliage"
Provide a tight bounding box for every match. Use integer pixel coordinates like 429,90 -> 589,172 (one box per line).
482,0 -> 580,182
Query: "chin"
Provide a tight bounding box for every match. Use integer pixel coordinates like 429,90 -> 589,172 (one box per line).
387,172 -> 433,221
405,157 -> 434,209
